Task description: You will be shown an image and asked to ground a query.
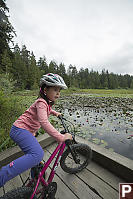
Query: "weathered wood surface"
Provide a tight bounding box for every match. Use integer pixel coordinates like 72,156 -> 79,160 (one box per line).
76,136 -> 133,182
45,143 -> 124,199
0,142 -> 125,199
0,187 -> 4,197
4,176 -> 23,193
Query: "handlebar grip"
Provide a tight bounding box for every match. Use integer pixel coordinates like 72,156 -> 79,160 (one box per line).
60,130 -> 66,134
65,139 -> 72,145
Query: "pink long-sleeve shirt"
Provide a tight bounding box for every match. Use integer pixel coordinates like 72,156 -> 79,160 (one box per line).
13,98 -> 65,142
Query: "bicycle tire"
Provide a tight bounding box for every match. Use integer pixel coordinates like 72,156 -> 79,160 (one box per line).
60,143 -> 92,174
0,186 -> 36,199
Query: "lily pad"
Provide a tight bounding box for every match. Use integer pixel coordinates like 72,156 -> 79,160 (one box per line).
89,131 -> 96,135
92,138 -> 100,144
100,140 -> 108,148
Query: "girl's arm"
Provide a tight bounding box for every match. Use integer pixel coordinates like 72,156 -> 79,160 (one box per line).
50,109 -> 61,117
36,101 -> 65,142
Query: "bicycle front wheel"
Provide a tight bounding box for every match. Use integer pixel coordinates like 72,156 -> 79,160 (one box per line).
60,143 -> 92,174
0,186 -> 36,199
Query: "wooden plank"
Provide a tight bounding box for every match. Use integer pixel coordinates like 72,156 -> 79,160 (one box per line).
56,169 -> 101,199
87,161 -> 125,191
76,169 -> 119,199
47,167 -> 78,199
0,187 -> 4,197
4,175 -> 23,193
45,144 -> 101,199
20,170 -> 30,184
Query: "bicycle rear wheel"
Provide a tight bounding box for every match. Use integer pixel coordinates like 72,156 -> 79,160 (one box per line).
60,143 -> 92,174
0,186 -> 36,199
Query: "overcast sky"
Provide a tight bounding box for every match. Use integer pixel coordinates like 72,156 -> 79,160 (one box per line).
6,0 -> 133,75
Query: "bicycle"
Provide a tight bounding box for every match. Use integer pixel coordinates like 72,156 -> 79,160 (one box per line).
0,116 -> 92,199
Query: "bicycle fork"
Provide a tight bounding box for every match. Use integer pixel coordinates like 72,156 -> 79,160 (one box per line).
67,144 -> 80,164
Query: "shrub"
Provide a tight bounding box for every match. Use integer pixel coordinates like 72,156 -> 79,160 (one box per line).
0,73 -> 16,93
0,90 -> 23,151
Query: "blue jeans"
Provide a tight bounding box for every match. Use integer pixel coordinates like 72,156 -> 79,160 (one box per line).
0,125 -> 44,187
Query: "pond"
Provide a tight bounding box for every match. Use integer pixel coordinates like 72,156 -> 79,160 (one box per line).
55,95 -> 133,160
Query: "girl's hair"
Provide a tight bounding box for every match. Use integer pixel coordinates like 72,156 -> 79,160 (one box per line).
38,84 -> 54,105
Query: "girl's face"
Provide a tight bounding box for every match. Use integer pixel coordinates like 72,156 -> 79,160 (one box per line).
44,86 -> 61,102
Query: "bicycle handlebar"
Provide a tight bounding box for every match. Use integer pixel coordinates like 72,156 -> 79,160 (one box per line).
58,115 -> 76,137
58,115 -> 77,145
58,115 -> 69,133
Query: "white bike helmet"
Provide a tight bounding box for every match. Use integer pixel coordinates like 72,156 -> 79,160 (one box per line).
40,73 -> 68,89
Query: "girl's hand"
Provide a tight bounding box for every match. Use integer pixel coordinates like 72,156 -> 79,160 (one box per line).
56,112 -> 61,117
64,133 -> 72,141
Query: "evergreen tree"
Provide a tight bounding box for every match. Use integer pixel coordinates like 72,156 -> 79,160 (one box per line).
89,70 -> 101,89
57,62 -> 69,85
67,65 -> 74,87
1,49 -> 12,74
100,69 -> 108,88
119,75 -> 128,88
21,45 -> 30,68
37,56 -> 48,75
109,73 -> 118,89
130,79 -> 133,89
89,70 -> 95,89
49,60 -> 58,73
12,44 -> 27,89
0,0 -> 15,66
28,52 -> 39,89
57,63 -> 66,76
78,68 -> 86,88
124,74 -> 131,88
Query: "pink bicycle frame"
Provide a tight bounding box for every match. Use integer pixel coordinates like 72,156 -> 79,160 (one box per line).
30,141 -> 66,199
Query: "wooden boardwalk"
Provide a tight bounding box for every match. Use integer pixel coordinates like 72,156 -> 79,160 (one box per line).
0,142 -> 125,199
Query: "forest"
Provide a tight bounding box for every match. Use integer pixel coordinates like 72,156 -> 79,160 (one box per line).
0,0 -> 133,91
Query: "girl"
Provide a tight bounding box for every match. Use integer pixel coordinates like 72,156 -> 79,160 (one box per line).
0,73 -> 72,187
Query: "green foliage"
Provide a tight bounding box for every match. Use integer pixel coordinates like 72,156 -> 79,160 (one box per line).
0,90 -> 24,151
0,73 -> 16,93
130,79 -> 133,89
0,49 -> 12,73
0,0 -> 15,66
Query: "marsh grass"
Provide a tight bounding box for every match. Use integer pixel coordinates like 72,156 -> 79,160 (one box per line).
62,88 -> 133,98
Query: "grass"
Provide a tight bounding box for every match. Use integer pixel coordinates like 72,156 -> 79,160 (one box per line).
62,88 -> 133,98
14,88 -> 133,98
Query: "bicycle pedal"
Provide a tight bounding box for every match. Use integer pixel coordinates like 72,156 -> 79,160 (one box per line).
31,162 -> 45,179
43,182 -> 57,198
